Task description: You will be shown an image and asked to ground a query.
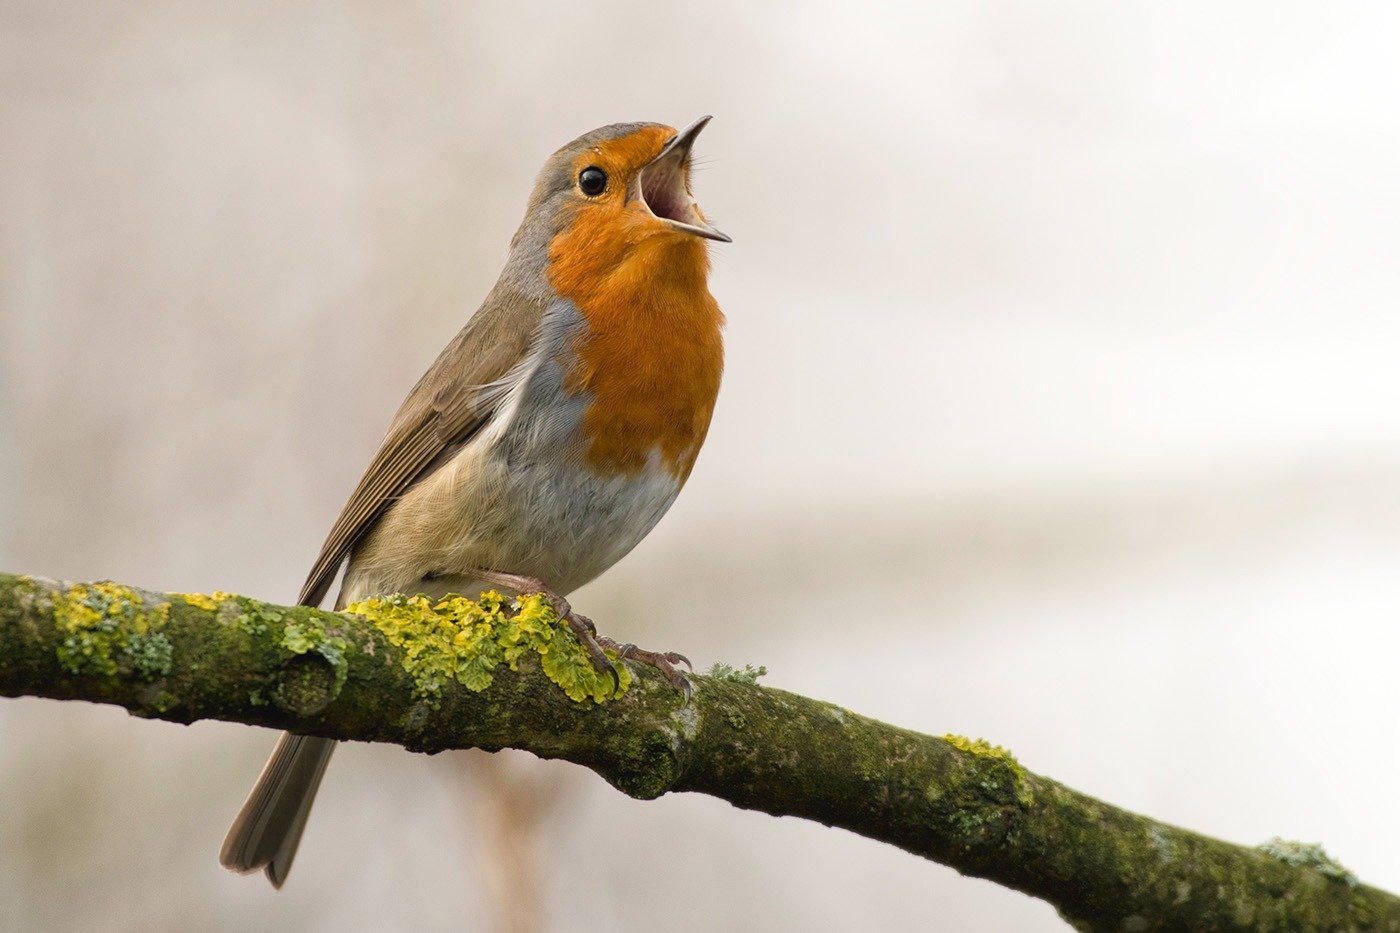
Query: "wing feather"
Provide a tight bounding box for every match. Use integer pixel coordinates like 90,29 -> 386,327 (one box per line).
297,291 -> 544,607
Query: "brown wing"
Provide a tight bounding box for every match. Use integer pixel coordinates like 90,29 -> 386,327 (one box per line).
297,292 -> 544,608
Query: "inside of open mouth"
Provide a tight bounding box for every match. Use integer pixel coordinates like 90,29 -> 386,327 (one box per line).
640,155 -> 692,224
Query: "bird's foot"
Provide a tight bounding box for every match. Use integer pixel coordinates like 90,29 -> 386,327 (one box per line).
596,638 -> 693,700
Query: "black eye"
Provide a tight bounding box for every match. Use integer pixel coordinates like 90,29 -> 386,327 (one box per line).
578,166 -> 608,196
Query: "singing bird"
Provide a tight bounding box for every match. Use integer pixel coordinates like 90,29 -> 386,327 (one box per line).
220,117 -> 728,886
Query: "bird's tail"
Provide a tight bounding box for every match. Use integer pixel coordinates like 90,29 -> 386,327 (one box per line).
219,732 -> 337,888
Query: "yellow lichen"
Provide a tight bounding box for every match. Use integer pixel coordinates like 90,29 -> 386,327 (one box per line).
944,734 -> 1016,762
52,582 -> 172,678
943,733 -> 1034,806
175,591 -> 235,611
345,591 -> 629,704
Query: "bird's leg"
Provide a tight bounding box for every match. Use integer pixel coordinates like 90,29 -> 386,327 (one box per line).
469,569 -> 690,697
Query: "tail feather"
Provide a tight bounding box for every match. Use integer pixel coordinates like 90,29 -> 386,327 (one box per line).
220,732 -> 337,888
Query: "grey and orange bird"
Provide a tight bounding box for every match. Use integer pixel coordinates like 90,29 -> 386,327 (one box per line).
220,118 -> 728,886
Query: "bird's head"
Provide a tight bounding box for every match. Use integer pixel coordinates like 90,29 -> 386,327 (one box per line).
538,117 -> 727,242
512,118 -> 728,300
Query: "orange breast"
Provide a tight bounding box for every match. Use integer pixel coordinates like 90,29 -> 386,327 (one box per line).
547,209 -> 724,482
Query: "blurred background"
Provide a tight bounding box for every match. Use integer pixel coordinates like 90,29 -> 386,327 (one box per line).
3,2 -> 1400,930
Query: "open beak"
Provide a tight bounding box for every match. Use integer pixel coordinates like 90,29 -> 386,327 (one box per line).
636,115 -> 731,243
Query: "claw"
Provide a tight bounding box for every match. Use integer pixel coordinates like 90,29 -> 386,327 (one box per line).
602,638 -> 693,699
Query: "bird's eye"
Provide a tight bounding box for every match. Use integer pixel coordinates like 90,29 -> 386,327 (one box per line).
578,166 -> 608,197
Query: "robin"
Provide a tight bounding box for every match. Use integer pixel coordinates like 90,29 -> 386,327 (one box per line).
219,117 -> 728,886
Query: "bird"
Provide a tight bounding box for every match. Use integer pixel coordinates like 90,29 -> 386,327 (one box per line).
219,117 -> 729,887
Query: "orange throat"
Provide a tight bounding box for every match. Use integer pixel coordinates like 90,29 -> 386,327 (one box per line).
547,214 -> 724,483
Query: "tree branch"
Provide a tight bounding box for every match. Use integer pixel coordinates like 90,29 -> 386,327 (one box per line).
0,571 -> 1392,931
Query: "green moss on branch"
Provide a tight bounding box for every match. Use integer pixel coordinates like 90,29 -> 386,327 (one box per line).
1,571 -> 1397,931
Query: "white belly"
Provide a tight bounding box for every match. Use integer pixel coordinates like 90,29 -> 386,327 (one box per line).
340,395 -> 683,604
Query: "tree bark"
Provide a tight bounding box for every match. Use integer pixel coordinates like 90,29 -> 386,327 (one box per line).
0,571 -> 1392,931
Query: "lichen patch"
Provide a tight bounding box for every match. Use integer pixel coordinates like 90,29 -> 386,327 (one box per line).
279,615 -> 349,697
1257,837 -> 1358,887
345,591 -> 629,704
174,591 -> 235,611
52,582 -> 173,680
942,733 -> 1034,807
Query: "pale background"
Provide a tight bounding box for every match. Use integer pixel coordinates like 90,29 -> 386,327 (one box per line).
3,2 -> 1400,931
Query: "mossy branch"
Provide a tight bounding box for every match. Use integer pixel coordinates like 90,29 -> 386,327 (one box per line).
0,572 -> 1394,931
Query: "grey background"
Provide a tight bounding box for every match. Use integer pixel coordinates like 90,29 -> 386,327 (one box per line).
3,2 -> 1399,930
